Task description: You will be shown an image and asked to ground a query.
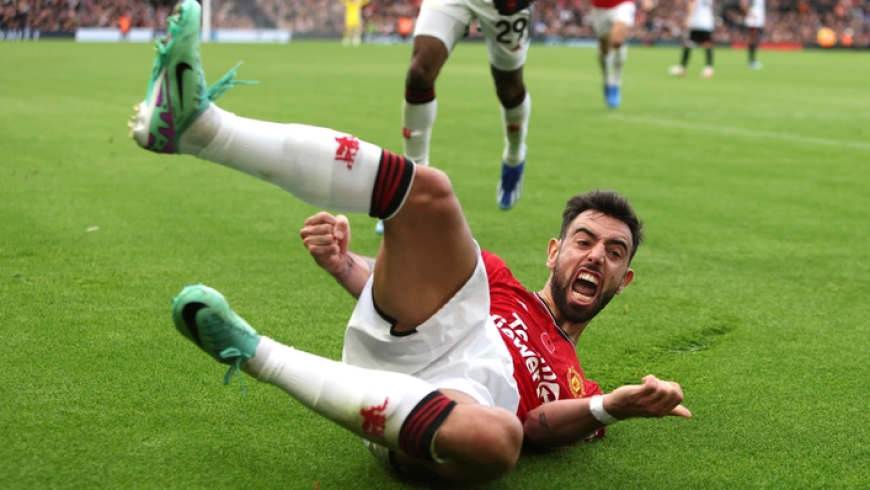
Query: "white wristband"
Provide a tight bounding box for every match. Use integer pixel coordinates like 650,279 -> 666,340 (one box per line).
589,395 -> 619,425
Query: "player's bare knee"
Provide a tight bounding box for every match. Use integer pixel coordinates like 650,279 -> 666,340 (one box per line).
406,59 -> 438,89
494,81 -> 525,107
405,166 -> 455,209
492,69 -> 525,106
466,410 -> 523,478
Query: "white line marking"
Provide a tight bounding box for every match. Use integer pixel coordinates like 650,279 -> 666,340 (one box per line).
608,114 -> 870,151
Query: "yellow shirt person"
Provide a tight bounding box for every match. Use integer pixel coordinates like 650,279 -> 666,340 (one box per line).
341,0 -> 370,46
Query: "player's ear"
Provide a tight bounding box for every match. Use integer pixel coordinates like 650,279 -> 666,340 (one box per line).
546,238 -> 561,270
616,268 -> 635,294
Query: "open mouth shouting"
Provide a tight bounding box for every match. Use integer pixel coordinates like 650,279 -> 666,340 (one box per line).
572,270 -> 601,305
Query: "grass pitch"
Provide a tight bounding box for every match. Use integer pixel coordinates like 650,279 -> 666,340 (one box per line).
1,40 -> 869,489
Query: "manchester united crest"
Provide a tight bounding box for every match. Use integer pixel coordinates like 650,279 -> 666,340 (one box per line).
567,366 -> 586,398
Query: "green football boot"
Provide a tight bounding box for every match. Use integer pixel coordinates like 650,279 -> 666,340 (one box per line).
171,284 -> 262,385
128,0 -> 251,153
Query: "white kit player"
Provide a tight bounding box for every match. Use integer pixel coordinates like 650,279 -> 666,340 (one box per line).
742,0 -> 765,68
385,0 -> 535,234
669,0 -> 715,78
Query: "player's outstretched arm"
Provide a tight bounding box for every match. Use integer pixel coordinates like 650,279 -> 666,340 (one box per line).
300,212 -> 374,299
522,375 -> 691,450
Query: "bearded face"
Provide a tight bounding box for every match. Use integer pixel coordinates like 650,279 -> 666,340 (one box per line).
544,210 -> 635,327
549,252 -> 621,324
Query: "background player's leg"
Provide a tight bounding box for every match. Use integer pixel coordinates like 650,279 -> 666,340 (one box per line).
492,67 -> 530,210
401,35 -> 449,166
681,44 -> 691,69
402,6 -> 470,166
609,21 -> 629,89
703,40 -> 714,78
477,9 -> 532,210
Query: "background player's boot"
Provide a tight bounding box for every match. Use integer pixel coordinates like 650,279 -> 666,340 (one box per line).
374,220 -> 385,235
605,85 -> 621,108
497,161 -> 524,210
128,0 -> 251,153
171,284 -> 262,386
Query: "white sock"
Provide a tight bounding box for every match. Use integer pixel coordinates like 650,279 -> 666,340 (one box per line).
245,337 -> 452,458
613,44 -> 628,86
500,93 -> 531,167
402,99 -> 436,166
179,105 -> 382,214
604,49 -> 618,86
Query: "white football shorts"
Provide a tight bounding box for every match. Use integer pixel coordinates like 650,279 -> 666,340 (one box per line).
414,0 -> 533,71
591,1 -> 637,38
342,246 -> 519,413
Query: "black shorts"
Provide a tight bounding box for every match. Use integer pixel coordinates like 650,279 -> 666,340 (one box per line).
746,26 -> 763,40
689,30 -> 713,44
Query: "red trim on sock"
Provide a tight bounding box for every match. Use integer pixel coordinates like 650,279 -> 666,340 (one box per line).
503,90 -> 526,110
370,151 -> 414,219
405,86 -> 436,105
382,152 -> 400,210
398,391 -> 456,461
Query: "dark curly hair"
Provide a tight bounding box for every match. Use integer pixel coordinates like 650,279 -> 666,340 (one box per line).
560,190 -> 644,263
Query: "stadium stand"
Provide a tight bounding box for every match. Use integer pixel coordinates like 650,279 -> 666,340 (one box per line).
2,0 -> 868,47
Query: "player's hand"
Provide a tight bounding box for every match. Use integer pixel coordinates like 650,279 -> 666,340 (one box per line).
300,212 -> 351,277
605,375 -> 692,420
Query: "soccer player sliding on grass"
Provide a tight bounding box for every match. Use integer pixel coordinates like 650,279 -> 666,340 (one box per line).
128,0 -> 691,484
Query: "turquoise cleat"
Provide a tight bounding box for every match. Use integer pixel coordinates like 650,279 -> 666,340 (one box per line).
171,284 -> 262,386
128,0 -> 252,153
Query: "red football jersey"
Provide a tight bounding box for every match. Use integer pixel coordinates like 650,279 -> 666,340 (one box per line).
592,0 -> 633,9
483,251 -> 603,422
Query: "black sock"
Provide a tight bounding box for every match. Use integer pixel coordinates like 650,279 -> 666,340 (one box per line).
705,48 -> 713,66
370,151 -> 416,220
398,391 -> 457,461
681,47 -> 691,67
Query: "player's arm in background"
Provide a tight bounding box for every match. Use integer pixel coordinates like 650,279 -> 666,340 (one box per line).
300,212 -> 374,299
522,375 -> 692,450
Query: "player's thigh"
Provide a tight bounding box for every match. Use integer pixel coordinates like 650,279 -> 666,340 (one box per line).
414,0 -> 474,54
373,166 -> 478,329
613,1 -> 636,28
474,4 -> 532,71
590,8 -> 613,39
609,3 -> 636,43
592,3 -> 635,39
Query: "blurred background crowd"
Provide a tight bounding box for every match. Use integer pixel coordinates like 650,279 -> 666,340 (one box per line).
2,0 -> 869,47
